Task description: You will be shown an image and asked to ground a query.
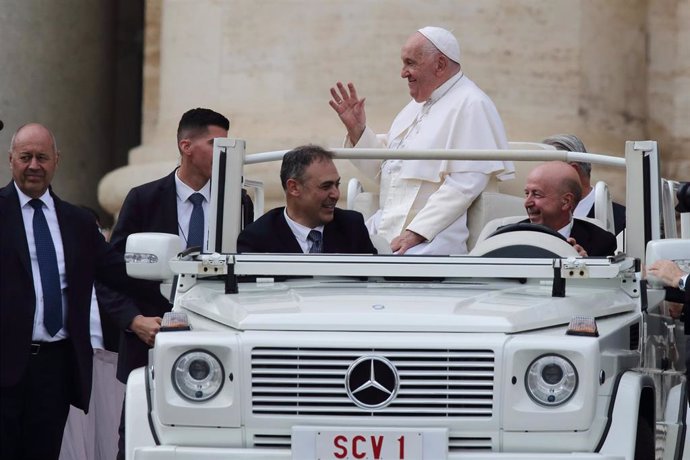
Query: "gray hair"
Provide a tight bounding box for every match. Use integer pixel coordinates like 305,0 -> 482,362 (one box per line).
542,134 -> 591,178
280,145 -> 334,190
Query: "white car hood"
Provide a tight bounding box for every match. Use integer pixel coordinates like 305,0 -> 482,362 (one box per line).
176,280 -> 635,333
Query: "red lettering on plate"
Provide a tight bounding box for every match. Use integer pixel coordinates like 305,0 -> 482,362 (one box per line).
352,435 -> 366,459
333,435 -> 347,459
398,435 -> 405,459
371,435 -> 384,459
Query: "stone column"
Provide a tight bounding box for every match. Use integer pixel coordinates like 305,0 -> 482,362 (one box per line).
0,0 -> 117,211
647,0 -> 690,179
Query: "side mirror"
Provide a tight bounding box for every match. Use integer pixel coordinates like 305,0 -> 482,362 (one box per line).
125,233 -> 184,280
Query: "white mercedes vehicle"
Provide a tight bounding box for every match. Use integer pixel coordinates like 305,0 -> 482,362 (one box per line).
124,139 -> 688,459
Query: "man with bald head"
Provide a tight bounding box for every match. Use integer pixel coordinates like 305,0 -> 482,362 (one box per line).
0,124 -> 154,459
330,26 -> 514,255
522,161 -> 617,257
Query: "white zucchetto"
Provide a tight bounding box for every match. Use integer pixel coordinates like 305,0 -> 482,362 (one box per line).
417,26 -> 461,64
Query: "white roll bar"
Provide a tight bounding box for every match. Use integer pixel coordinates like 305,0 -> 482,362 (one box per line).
210,139 -> 661,262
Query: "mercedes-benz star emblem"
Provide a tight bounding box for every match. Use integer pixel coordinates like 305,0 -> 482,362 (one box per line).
345,355 -> 399,409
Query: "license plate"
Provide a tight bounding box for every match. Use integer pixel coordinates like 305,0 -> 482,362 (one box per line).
292,427 -> 447,460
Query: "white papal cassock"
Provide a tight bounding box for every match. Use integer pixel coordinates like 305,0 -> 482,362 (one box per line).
348,72 -> 514,255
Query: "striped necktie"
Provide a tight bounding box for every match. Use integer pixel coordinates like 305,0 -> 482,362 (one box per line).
307,230 -> 323,253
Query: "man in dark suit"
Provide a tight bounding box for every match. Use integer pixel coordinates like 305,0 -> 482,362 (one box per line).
0,123 -> 154,460
523,161 -> 617,257
102,108 -> 252,459
238,145 -> 376,254
542,134 -> 626,235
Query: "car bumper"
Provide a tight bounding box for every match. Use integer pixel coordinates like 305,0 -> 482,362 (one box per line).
131,446 -> 626,460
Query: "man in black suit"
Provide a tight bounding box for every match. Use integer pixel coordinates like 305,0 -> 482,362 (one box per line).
238,145 -> 376,254
542,134 -> 626,235
523,161 -> 617,257
0,123 -> 154,460
103,108 -> 252,459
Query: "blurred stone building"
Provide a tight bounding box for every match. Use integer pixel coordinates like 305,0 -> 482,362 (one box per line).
0,1 -> 144,222
2,0 -> 688,218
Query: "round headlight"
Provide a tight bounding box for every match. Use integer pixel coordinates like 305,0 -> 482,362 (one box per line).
525,354 -> 577,406
172,350 -> 224,402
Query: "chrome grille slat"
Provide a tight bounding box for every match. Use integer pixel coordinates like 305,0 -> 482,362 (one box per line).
399,389 -> 493,395
253,396 -> 492,405
253,407 -> 493,415
448,436 -> 493,451
252,369 -> 346,376
253,378 -> 494,387
253,369 -> 492,377
252,434 -> 291,448
251,347 -> 495,418
253,387 -> 494,396
252,359 -> 494,368
398,370 -> 494,377
252,349 -> 494,358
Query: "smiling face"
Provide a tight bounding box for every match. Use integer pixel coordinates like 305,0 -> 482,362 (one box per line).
286,158 -> 341,228
400,33 -> 445,102
9,124 -> 60,199
524,162 -> 581,231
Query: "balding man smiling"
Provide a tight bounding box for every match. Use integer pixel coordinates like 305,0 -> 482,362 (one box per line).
522,161 -> 617,257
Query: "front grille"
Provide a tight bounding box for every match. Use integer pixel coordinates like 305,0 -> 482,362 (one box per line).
251,347 -> 494,417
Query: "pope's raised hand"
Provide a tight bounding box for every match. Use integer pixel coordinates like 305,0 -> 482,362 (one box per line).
329,81 -> 366,144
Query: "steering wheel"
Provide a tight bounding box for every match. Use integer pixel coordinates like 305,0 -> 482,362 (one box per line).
489,222 -> 568,241
469,222 -> 578,258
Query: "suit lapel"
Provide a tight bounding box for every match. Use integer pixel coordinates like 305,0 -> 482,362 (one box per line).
322,210 -> 344,253
158,171 -> 180,234
0,184 -> 31,275
570,220 -> 591,251
52,192 -> 79,287
275,209 -> 303,253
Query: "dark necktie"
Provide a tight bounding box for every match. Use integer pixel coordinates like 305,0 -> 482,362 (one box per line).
307,230 -> 323,254
29,199 -> 63,336
187,193 -> 205,249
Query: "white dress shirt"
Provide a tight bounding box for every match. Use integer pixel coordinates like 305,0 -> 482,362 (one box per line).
574,187 -> 595,218
15,183 -> 68,341
174,172 -> 211,249
89,287 -> 104,350
557,219 -> 575,239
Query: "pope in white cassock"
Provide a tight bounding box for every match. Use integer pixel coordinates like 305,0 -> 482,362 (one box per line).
329,26 -> 514,255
